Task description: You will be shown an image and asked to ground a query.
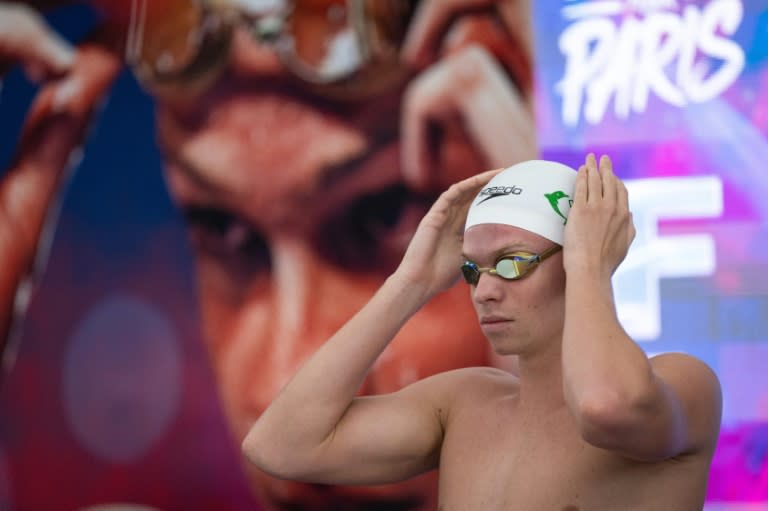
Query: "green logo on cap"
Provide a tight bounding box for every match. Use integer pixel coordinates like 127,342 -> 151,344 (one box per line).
544,191 -> 573,225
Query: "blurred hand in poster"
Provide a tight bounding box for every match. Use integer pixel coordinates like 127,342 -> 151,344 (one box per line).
0,2 -> 120,376
399,0 -> 537,188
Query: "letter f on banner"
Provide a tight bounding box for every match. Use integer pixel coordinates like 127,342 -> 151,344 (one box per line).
615,176 -> 723,341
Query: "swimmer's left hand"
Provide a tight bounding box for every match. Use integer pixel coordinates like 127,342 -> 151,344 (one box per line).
562,154 -> 635,279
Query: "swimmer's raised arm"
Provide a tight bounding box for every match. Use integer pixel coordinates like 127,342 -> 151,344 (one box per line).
241,169 -> 501,485
561,154 -> 722,462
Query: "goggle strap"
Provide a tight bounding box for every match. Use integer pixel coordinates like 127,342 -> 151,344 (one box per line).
537,244 -> 563,262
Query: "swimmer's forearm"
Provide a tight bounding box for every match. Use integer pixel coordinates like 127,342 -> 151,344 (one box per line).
561,270 -> 658,440
242,272 -> 429,475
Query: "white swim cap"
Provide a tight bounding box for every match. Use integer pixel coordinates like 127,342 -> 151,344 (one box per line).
464,160 -> 577,245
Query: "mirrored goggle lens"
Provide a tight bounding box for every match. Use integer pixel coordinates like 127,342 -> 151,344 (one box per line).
460,255 -> 539,285
495,257 -> 524,278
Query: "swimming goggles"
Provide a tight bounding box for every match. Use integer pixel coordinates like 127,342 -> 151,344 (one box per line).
460,245 -> 562,285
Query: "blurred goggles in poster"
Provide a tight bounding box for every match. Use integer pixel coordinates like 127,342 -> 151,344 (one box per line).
123,0 -> 418,97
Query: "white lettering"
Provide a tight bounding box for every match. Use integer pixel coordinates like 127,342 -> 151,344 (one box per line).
556,0 -> 745,126
680,0 -> 745,102
614,176 -> 723,340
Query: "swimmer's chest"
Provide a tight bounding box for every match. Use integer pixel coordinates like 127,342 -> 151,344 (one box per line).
436,400 -> 681,511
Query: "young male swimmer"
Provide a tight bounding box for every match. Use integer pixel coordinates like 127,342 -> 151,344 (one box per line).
243,154 -> 722,510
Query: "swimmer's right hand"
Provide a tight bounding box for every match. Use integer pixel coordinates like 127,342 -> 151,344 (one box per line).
394,168 -> 502,298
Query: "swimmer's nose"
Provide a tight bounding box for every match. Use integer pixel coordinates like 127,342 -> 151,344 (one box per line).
472,271 -> 504,305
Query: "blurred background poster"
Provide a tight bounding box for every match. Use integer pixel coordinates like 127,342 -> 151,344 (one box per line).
0,0 -> 766,510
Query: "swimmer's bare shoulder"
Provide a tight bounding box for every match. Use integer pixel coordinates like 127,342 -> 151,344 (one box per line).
433,358 -> 720,511
414,365 -> 520,421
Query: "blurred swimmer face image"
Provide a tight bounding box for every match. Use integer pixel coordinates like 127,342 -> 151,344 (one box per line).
155,1 -> 536,508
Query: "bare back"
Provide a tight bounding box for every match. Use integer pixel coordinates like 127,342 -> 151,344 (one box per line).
436,367 -> 714,511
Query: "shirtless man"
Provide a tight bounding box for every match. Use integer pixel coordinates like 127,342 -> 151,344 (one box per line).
242,154 -> 723,510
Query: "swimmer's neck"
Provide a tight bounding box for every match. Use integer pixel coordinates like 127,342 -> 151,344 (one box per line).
514,342 -> 568,415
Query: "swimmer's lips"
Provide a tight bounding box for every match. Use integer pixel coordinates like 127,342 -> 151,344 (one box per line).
480,315 -> 515,331
480,315 -> 514,325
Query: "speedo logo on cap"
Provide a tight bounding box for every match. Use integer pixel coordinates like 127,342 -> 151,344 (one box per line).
476,185 -> 523,205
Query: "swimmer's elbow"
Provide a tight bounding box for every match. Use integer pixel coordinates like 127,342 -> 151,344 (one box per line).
575,390 -> 647,447
241,425 -> 297,479
241,427 -> 271,471
577,396 -> 622,445
242,422 -> 330,480
575,387 -> 679,457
